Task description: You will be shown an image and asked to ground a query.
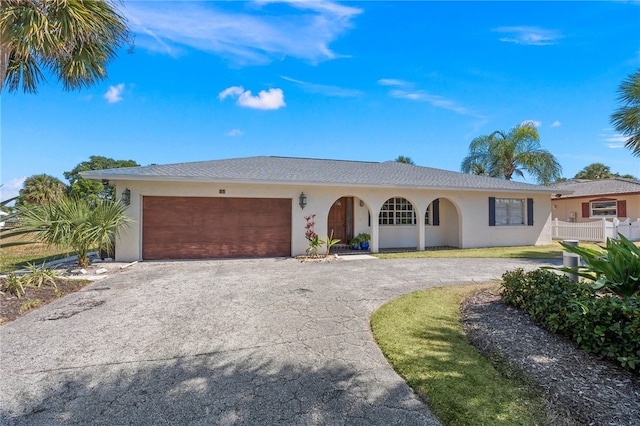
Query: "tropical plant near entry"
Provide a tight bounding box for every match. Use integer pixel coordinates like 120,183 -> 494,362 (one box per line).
460,123 -> 562,185
304,214 -> 324,257
1,0 -> 130,93
2,197 -> 132,267
611,69 -> 640,157
324,230 -> 340,257
547,234 -> 640,297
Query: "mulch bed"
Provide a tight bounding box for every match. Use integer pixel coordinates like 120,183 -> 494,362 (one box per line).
461,289 -> 640,426
0,279 -> 91,325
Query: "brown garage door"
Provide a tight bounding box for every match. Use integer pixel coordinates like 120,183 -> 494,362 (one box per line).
143,196 -> 292,260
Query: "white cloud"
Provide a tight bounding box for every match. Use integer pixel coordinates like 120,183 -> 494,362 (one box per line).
388,89 -> 475,116
0,177 -> 26,202
493,26 -> 563,46
226,129 -> 244,137
219,86 -> 285,110
104,83 -> 125,103
552,120 -> 562,127
281,76 -> 362,97
123,1 -> 362,65
377,78 -> 408,87
600,129 -> 628,149
521,120 -> 541,128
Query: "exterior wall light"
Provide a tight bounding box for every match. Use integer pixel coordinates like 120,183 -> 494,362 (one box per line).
121,188 -> 131,206
299,192 -> 307,209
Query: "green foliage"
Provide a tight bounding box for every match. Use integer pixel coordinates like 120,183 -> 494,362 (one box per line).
460,122 -> 562,184
549,235 -> 640,297
20,299 -> 42,313
22,262 -> 61,288
355,232 -> 370,243
1,273 -> 26,298
573,163 -> 637,180
17,174 -> 67,206
3,197 -> 132,267
394,155 -> 415,164
611,68 -> 640,157
64,156 -> 139,202
1,0 -> 129,93
574,163 -> 613,180
324,230 -> 340,257
501,268 -> 640,371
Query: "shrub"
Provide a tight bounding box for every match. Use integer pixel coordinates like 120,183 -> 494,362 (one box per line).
22,262 -> 61,288
550,234 -> 640,297
0,273 -> 27,298
501,268 -> 640,371
20,299 -> 43,313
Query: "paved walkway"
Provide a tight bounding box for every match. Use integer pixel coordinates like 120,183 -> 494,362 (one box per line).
0,257 -> 558,425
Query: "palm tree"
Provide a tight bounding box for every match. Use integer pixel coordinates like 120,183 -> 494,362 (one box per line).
394,155 -> 415,164
1,0 -> 129,93
611,69 -> 640,157
3,198 -> 132,267
18,174 -> 67,205
460,123 -> 562,185
574,163 -> 613,180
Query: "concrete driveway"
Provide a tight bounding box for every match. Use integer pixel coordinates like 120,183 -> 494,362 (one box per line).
0,257 -> 557,425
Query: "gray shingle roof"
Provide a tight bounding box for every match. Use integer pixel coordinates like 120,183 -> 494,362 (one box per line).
80,156 -> 561,193
551,178 -> 640,199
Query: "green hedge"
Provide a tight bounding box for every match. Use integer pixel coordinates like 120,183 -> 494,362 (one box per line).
501,268 -> 640,371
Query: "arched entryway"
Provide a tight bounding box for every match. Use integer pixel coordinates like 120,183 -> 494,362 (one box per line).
327,196 -> 355,244
424,197 -> 460,248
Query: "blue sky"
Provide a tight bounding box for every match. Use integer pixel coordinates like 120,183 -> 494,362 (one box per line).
2,1 -> 639,200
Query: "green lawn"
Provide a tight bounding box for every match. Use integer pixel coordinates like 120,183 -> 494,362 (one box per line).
373,240 -> 604,259
0,235 -> 75,272
371,284 -> 550,426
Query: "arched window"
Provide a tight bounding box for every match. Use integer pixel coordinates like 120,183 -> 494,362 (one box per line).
379,197 -> 416,225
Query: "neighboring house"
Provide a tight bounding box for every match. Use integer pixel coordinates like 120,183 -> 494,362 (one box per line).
551,178 -> 640,223
81,156 -> 562,262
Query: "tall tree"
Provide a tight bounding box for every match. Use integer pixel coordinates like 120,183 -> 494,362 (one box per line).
18,173 -> 67,205
573,163 -> 637,180
574,163 -> 613,180
460,123 -> 562,185
1,0 -> 129,93
394,155 -> 415,164
64,156 -> 139,202
611,69 -> 640,157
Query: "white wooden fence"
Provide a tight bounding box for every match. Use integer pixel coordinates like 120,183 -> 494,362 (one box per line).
551,218 -> 640,242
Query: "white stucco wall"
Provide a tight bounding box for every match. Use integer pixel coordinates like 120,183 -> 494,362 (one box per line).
111,180 -> 552,262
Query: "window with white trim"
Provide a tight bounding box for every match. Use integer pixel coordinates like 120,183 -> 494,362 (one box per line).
495,198 -> 525,225
590,201 -> 617,217
379,197 -> 416,225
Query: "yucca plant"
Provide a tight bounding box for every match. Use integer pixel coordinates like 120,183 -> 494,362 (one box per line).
23,262 -> 62,288
2,198 -> 132,267
1,273 -> 26,298
550,234 -> 640,297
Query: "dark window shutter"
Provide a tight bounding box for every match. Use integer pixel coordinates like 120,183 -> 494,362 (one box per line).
489,197 -> 496,226
432,198 -> 440,226
617,200 -> 627,218
581,202 -> 590,218
527,198 -> 534,226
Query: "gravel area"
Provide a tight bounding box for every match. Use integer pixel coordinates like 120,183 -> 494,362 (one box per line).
461,289 -> 640,426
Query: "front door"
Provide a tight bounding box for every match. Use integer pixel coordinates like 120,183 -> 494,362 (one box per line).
327,197 -> 353,244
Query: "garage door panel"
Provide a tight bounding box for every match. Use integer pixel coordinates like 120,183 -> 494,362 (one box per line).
142,196 -> 292,259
